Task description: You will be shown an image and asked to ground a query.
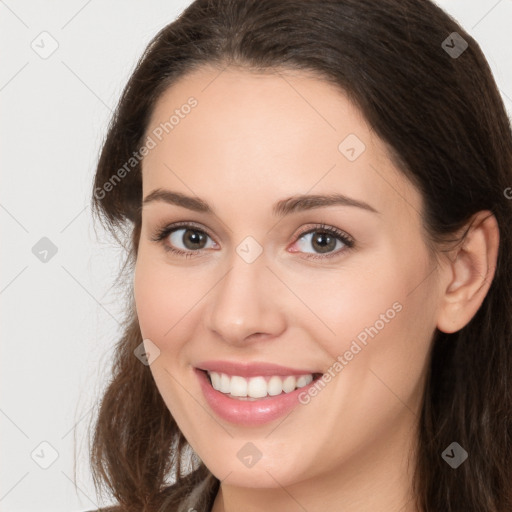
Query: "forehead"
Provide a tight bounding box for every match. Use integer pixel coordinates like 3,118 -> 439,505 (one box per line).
141,66 -> 422,221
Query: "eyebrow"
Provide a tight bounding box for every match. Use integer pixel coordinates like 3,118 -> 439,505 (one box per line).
142,189 -> 379,216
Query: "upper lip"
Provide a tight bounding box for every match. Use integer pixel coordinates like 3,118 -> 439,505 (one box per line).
195,360 -> 319,378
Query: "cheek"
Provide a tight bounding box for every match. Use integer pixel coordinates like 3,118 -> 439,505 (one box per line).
133,250 -> 219,370
134,256 -> 164,340
133,253 -> 200,414
133,252 -> 189,343
291,243 -> 435,388
134,244 -> 194,319
285,259 -> 408,352
319,247 -> 435,410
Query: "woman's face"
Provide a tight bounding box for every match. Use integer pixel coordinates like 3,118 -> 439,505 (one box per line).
134,66 -> 443,490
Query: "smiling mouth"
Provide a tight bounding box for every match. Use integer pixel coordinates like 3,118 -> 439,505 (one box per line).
200,369 -> 323,400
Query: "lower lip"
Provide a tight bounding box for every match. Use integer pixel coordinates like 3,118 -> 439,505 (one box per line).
195,368 -> 318,426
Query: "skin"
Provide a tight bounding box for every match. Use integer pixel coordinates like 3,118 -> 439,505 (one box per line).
133,65 -> 499,512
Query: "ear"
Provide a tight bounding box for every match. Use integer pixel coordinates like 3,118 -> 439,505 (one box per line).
436,210 -> 500,334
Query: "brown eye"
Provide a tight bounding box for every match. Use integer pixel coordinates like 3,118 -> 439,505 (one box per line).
292,225 -> 355,259
309,231 -> 338,253
151,223 -> 218,257
173,228 -> 209,250
167,227 -> 215,252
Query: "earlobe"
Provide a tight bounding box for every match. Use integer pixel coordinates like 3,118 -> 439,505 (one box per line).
436,211 -> 499,334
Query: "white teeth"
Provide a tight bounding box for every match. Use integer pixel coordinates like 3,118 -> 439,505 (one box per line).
267,376 -> 283,396
296,374 -> 313,388
220,372 -> 231,393
247,376 -> 268,398
230,376 -> 247,397
282,375 -> 296,393
206,371 -> 315,398
210,372 -> 221,391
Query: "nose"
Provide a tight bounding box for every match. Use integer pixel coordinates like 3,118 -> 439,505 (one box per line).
204,253 -> 287,345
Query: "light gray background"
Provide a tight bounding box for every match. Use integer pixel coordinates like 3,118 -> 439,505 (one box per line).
1,1 -> 511,511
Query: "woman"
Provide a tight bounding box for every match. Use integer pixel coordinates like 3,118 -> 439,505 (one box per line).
89,0 -> 512,510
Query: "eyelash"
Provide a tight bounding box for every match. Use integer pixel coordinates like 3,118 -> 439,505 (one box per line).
150,221 -> 355,260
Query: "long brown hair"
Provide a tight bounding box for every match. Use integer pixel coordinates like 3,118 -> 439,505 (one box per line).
89,1 -> 512,510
